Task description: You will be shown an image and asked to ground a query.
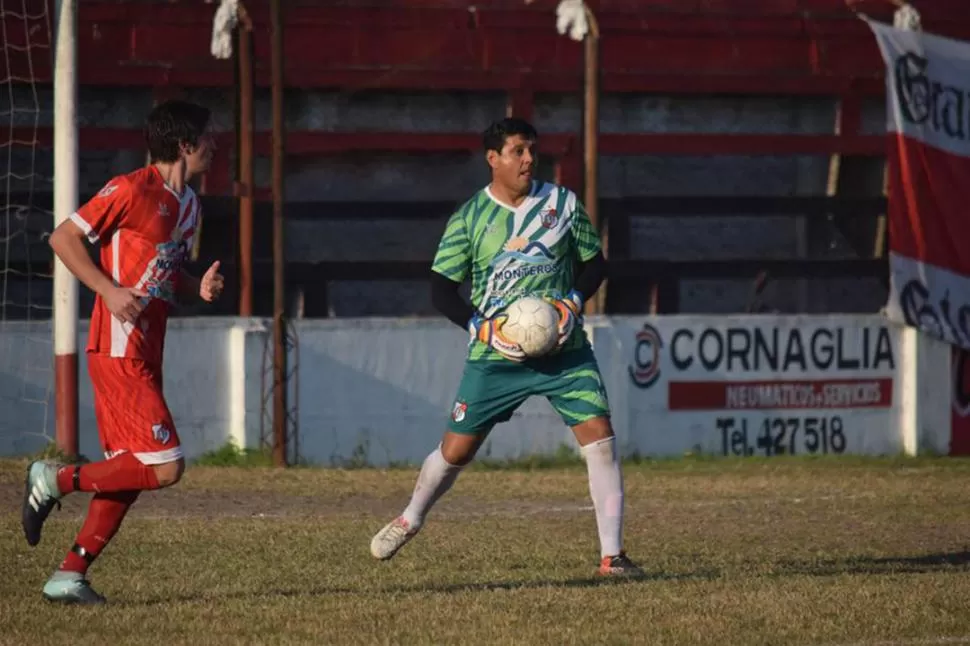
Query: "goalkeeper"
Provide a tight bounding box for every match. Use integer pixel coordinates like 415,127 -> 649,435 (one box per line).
370,118 -> 642,577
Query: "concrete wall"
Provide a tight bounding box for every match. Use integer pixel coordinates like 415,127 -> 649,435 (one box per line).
0,315 -> 953,466
0,319 -> 250,460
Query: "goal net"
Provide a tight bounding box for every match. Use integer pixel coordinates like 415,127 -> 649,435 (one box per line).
0,0 -> 56,457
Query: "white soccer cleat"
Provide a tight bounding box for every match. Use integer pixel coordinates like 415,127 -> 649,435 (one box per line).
370,516 -> 419,561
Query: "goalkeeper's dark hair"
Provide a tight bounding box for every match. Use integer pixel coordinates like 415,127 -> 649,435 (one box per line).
483,117 -> 538,154
145,99 -> 212,163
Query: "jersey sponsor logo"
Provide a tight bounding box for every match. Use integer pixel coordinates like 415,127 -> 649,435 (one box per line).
498,237 -> 555,264
142,239 -> 189,303
489,237 -> 559,281
153,240 -> 188,271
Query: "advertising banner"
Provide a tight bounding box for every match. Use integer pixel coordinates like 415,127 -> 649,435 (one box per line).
604,316 -> 903,458
867,19 -> 970,350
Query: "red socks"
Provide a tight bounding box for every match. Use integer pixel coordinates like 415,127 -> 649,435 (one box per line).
56,451 -> 160,495
59,490 -> 140,575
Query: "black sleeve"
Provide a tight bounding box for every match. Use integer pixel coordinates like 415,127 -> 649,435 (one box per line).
574,250 -> 606,302
430,270 -> 476,329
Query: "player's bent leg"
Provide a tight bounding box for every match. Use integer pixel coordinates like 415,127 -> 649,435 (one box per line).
32,355 -> 186,607
439,429 -> 489,466
371,434 -> 459,560
152,457 -> 185,488
53,450 -> 170,497
33,455 -> 182,600
74,354 -> 183,494
371,359 -> 528,562
21,451 -> 159,546
44,489 -> 140,605
370,431 -> 488,561
51,356 -> 184,498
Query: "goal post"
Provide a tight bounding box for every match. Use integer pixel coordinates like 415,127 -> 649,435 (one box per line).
52,0 -> 78,458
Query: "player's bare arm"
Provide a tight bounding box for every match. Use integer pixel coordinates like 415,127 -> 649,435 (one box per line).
48,219 -> 147,325
178,261 -> 224,304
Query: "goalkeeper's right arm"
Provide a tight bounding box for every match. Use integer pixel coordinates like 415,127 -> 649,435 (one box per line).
430,270 -> 525,362
430,270 -> 476,329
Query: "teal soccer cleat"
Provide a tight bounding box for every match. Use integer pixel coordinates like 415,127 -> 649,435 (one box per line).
42,571 -> 106,605
21,460 -> 64,547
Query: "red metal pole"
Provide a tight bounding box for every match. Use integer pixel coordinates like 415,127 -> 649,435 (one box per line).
582,9 -> 602,315
238,4 -> 254,316
270,0 -> 287,467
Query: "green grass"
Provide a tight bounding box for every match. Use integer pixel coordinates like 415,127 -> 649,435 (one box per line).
192,442 -> 276,468
3,456 -> 970,645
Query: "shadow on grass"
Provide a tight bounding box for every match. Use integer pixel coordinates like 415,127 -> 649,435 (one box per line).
775,550 -> 970,576
117,568 -> 722,607
111,552 -> 970,607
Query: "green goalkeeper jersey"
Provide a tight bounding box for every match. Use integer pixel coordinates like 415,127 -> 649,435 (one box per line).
431,181 -> 602,361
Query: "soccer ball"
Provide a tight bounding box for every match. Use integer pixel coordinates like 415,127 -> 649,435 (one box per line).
502,296 -> 560,358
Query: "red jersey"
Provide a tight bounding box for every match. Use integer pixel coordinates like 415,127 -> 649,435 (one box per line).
70,166 -> 202,367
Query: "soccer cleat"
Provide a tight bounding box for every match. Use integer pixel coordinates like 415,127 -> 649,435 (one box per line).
597,552 -> 646,578
22,460 -> 64,547
370,516 -> 420,561
42,572 -> 106,605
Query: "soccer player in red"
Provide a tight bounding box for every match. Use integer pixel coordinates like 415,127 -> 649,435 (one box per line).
22,99 -> 224,604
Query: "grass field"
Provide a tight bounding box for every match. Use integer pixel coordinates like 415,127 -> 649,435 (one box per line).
3,455 -> 970,646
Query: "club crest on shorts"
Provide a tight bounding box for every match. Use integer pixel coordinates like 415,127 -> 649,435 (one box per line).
451,401 -> 467,423
151,423 -> 171,445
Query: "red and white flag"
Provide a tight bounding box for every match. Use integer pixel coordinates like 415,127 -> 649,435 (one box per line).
867,19 -> 970,350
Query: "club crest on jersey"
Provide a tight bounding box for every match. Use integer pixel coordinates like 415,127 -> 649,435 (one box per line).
451,401 -> 467,423
541,208 -> 558,229
157,203 -> 170,218
97,183 -> 119,198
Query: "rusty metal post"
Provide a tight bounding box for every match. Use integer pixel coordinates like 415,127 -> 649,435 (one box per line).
270,0 -> 287,467
237,4 -> 254,316
582,8 -> 602,315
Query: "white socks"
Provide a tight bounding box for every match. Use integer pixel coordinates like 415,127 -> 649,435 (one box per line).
581,436 -> 625,558
401,445 -> 463,529
399,438 -> 623,558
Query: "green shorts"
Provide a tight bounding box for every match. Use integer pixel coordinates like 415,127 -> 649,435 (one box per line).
447,343 -> 611,436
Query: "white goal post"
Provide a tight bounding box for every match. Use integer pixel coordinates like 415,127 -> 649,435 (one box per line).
52,0 -> 78,457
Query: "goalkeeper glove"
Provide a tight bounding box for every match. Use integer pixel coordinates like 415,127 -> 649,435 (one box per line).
546,289 -> 584,347
468,314 -> 527,363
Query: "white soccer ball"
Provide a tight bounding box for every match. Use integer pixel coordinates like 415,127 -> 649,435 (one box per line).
502,296 -> 560,358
